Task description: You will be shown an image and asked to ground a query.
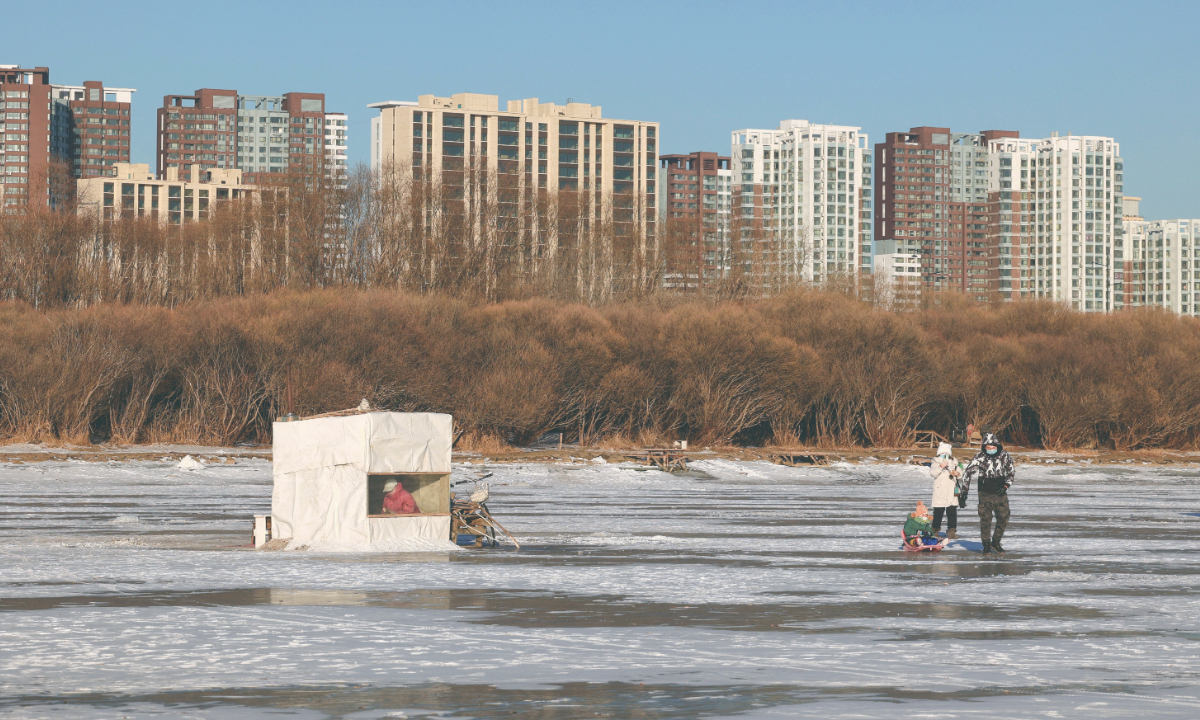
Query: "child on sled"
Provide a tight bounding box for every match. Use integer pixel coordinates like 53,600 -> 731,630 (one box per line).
903,501 -> 943,548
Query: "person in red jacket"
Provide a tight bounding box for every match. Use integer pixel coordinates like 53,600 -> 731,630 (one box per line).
382,479 -> 418,514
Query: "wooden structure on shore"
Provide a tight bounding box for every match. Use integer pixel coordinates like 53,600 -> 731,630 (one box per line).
912,431 -> 949,449
626,448 -> 689,472
770,452 -> 830,467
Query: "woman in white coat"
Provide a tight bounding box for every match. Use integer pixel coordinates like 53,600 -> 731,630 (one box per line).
929,442 -> 962,538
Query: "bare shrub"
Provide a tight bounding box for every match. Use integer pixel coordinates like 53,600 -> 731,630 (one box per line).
174,314 -> 273,446
1019,334 -> 1113,449
2,285 -> 1200,451
1093,311 -> 1200,449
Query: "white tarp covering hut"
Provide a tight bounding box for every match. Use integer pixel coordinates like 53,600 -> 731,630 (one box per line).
271,412 -> 453,549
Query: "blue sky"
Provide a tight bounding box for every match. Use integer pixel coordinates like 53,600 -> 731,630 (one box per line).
10,0 -> 1200,218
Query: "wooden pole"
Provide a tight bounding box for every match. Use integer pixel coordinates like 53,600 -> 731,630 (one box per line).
479,506 -> 521,550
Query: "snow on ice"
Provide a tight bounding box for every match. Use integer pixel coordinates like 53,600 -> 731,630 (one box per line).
0,453 -> 1198,718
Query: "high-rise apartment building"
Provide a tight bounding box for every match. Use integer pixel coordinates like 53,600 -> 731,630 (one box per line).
157,89 -> 237,177
157,89 -> 347,184
876,128 -> 1124,311
323,112 -> 349,177
231,92 -> 329,184
1119,197 -> 1144,308
0,65 -> 51,207
1113,199 -> 1199,316
729,120 -> 871,285
369,92 -> 659,250
983,136 -> 1041,303
874,127 -> 1016,297
51,80 -> 135,178
873,247 -> 923,307
998,133 -> 1122,312
1132,219 -> 1199,316
0,65 -> 134,207
659,151 -> 731,290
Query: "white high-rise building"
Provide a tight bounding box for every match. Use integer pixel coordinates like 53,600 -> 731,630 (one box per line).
1116,196 -> 1144,309
872,245 -> 923,307
323,112 -> 349,178
990,133 -> 1122,312
1138,220 -> 1200,316
730,120 -> 871,284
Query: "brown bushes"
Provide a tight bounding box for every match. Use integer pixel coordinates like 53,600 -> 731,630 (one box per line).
1,288 -> 1200,450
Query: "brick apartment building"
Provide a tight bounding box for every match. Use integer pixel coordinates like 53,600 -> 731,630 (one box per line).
0,65 -> 133,207
659,151 -> 731,290
874,127 -> 1017,300
157,89 -> 346,184
876,127 -> 1125,312
0,65 -> 51,207
53,80 -> 134,179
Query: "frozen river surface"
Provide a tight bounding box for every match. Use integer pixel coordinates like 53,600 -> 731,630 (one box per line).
1,455 -> 1198,719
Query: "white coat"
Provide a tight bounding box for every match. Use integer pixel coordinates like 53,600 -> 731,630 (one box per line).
929,456 -> 959,508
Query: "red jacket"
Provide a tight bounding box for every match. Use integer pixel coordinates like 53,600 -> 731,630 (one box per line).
383,486 -> 418,514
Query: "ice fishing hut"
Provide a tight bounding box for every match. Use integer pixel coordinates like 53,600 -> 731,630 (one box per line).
269,412 -> 453,548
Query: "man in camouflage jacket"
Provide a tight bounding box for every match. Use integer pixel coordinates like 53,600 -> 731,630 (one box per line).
962,432 -> 1015,554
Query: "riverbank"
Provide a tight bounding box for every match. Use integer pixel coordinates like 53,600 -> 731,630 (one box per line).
4,441 -> 1198,466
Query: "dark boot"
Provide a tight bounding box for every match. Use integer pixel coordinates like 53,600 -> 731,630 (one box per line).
981,542 -> 992,555
991,529 -> 1006,553
947,529 -> 957,539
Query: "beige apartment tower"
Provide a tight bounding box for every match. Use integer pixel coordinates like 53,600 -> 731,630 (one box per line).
370,93 -> 659,283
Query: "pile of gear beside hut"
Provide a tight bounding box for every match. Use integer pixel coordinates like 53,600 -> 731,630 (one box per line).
253,404 -> 517,551
450,476 -> 519,549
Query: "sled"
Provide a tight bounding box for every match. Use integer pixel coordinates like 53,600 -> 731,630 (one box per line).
902,532 -> 948,552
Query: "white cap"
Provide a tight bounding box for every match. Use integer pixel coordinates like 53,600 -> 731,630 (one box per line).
383,480 -> 398,493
